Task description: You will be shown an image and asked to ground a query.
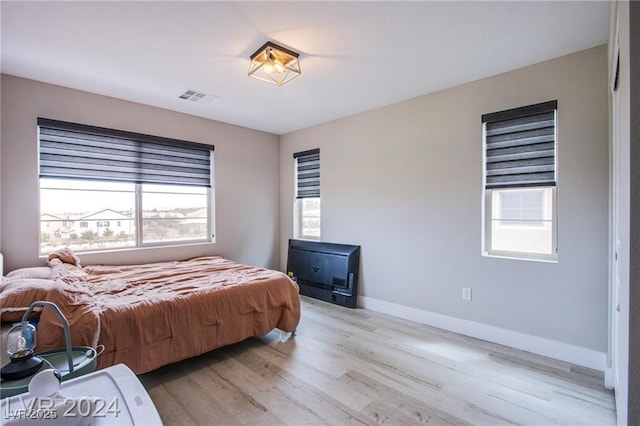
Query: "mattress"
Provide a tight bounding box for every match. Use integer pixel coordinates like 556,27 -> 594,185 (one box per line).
25,256 -> 300,374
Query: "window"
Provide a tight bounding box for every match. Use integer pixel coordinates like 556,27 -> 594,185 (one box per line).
498,189 -> 546,227
293,149 -> 320,239
38,118 -> 214,254
482,101 -> 557,261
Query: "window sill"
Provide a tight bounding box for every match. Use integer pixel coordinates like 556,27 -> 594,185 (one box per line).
294,236 -> 321,241
39,240 -> 215,260
482,251 -> 558,263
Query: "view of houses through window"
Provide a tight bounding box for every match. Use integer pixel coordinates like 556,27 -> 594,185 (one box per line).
40,178 -> 209,254
299,197 -> 320,239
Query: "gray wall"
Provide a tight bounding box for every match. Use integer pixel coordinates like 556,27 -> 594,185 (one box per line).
280,46 -> 609,353
0,74 -> 281,271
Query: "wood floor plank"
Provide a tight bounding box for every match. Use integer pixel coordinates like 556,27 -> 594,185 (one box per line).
140,296 -> 615,425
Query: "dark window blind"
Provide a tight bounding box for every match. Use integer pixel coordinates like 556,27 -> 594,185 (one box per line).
38,118 -> 214,187
483,100 -> 557,189
294,149 -> 320,198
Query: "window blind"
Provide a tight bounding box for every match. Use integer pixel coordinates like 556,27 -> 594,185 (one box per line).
483,100 -> 557,189
38,118 -> 214,187
294,148 -> 320,198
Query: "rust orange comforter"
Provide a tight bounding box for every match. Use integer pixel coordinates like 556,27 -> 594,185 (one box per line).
35,256 -> 301,374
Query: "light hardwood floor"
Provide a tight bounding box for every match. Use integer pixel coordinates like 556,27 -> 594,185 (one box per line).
139,296 -> 616,425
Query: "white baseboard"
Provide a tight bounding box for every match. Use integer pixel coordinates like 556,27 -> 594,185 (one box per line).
358,295 -> 606,372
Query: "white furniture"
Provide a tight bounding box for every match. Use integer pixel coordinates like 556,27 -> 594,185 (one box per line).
1,363 -> 161,425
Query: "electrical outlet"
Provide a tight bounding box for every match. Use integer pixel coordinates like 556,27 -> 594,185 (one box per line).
462,287 -> 472,301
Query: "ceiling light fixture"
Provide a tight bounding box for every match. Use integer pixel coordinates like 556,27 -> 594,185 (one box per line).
248,41 -> 301,86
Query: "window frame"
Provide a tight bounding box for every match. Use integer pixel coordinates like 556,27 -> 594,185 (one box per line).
37,118 -> 215,255
483,187 -> 557,262
293,149 -> 320,240
294,197 -> 321,241
482,102 -> 558,262
39,179 -> 215,255
138,182 -> 214,247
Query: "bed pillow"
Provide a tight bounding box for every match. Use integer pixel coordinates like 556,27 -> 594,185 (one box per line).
6,266 -> 51,280
0,278 -> 59,322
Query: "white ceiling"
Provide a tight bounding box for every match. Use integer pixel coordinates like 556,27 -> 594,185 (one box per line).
1,1 -> 610,135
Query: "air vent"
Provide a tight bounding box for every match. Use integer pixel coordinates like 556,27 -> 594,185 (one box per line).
178,89 -> 218,104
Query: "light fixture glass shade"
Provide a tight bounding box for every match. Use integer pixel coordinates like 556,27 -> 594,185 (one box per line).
6,322 -> 37,357
1,321 -> 44,380
248,41 -> 301,86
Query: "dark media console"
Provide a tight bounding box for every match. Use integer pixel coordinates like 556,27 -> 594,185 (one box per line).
286,239 -> 360,308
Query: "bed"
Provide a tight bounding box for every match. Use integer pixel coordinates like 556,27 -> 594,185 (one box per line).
0,251 -> 301,374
